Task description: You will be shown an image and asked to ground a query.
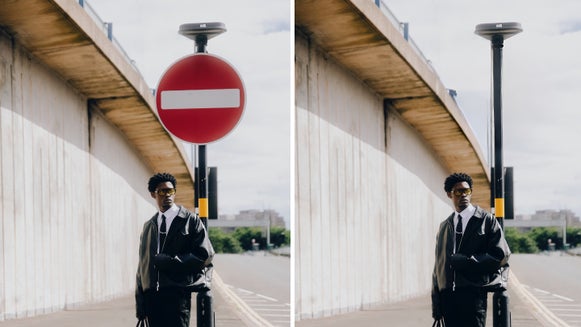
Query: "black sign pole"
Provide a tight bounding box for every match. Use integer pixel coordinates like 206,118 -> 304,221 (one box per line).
179,22 -> 227,327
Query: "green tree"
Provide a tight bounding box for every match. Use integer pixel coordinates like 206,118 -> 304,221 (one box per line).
233,227 -> 264,251
566,227 -> 581,247
504,227 -> 539,253
269,227 -> 290,248
208,228 -> 243,253
529,227 -> 560,250
230,227 -> 291,250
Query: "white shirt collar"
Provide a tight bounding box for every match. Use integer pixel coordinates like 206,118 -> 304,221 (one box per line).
455,204 -> 475,234
158,204 -> 179,221
157,204 -> 179,232
157,204 -> 179,253
457,204 -> 475,220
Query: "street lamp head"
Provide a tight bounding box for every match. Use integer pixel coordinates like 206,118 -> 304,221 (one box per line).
179,22 -> 227,41
475,22 -> 522,41
179,22 -> 227,53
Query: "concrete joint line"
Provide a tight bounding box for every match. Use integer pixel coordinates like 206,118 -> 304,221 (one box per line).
509,271 -> 570,327
213,272 -> 274,327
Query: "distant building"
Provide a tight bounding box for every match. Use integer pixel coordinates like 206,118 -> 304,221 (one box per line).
217,209 -> 287,230
515,209 -> 581,227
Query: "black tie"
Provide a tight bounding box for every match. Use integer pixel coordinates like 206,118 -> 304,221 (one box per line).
160,214 -> 167,251
455,214 -> 462,253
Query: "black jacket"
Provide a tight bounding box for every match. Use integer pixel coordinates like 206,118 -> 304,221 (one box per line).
431,206 -> 510,315
135,206 -> 214,317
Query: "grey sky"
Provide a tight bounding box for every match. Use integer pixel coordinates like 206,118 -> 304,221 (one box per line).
87,0 -> 291,226
384,0 -> 581,217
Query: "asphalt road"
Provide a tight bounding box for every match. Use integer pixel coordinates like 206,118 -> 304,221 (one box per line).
213,251 -> 290,327
511,252 -> 581,326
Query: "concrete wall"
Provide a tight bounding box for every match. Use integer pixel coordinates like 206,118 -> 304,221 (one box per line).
0,29 -> 155,320
295,32 -> 454,319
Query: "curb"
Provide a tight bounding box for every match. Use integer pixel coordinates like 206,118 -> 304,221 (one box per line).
509,271 -> 569,327
213,272 -> 274,327
268,250 -> 290,257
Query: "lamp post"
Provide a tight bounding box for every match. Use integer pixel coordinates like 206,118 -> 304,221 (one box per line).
475,22 -> 522,228
475,22 -> 522,327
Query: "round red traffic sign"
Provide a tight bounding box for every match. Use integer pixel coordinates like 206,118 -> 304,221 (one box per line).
155,53 -> 245,144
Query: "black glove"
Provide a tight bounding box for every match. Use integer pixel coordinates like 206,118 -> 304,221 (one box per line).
471,253 -> 502,273
450,253 -> 471,270
450,253 -> 481,271
153,253 -> 179,271
178,253 -> 205,273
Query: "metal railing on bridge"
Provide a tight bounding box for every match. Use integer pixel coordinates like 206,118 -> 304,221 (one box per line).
77,0 -> 145,84
372,0 -> 435,73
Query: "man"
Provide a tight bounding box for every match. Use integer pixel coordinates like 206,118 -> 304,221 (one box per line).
431,172 -> 510,327
136,172 -> 214,327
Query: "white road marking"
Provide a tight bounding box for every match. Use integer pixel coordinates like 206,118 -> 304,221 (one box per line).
256,294 -> 279,302
523,283 -> 581,326
225,283 -> 290,327
554,294 -> 575,302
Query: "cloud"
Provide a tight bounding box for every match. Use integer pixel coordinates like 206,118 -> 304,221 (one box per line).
263,20 -> 291,34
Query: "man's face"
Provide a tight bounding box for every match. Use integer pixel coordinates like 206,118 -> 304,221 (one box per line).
151,181 -> 176,212
447,181 -> 472,212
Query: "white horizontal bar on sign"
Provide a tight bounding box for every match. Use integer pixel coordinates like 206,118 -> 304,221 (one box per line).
161,89 -> 240,109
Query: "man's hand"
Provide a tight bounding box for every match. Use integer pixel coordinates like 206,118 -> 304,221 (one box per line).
450,253 -> 470,270
450,253 -> 480,271
153,253 -> 179,270
154,253 -> 206,272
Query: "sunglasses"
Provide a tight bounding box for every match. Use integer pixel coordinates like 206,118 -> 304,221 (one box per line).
156,188 -> 176,196
452,188 -> 472,196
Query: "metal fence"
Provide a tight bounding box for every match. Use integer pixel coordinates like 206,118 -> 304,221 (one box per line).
373,0 -> 435,73
78,0 -> 436,91
77,0 -> 143,78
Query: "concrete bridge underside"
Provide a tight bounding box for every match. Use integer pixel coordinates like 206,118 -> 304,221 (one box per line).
0,0 -> 194,206
296,0 -> 490,207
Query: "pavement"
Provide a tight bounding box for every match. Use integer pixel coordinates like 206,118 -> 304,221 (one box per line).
0,272 -> 258,327
296,271 -> 557,327
0,265 -> 566,327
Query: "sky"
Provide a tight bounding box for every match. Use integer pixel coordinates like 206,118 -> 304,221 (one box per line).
85,1 -> 581,224
85,0 -> 291,227
383,0 -> 581,218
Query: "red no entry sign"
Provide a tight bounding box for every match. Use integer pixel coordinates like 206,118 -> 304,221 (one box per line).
155,53 -> 245,144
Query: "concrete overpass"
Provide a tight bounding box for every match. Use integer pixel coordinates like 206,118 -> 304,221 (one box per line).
295,0 -> 491,320
296,0 -> 489,204
0,0 -> 195,206
0,0 -> 195,320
